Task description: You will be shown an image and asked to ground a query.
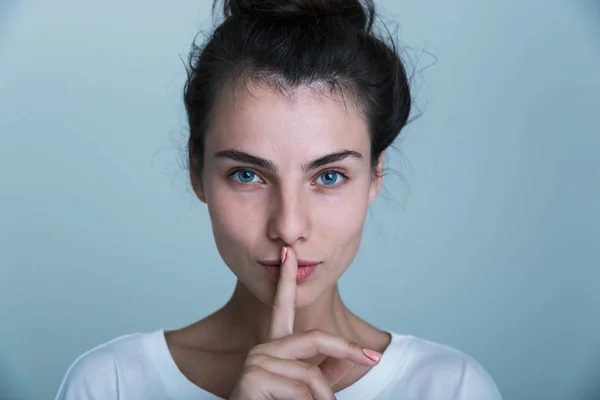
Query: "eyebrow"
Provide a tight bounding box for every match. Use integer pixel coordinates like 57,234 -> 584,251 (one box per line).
213,149 -> 364,173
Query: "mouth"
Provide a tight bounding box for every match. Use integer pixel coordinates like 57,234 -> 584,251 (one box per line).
258,259 -> 320,267
258,260 -> 320,282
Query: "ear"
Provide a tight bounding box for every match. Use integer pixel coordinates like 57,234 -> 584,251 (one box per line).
189,144 -> 207,204
190,167 -> 207,204
368,152 -> 384,204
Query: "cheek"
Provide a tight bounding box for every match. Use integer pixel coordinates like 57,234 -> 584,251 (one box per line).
206,185 -> 267,260
319,202 -> 366,237
314,188 -> 370,250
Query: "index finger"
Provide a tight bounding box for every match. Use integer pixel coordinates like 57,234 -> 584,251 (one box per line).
268,246 -> 298,340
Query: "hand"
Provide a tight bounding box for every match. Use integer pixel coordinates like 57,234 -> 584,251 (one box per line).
228,246 -> 381,400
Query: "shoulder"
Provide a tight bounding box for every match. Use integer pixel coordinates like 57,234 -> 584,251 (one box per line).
54,331 -> 156,400
391,333 -> 503,400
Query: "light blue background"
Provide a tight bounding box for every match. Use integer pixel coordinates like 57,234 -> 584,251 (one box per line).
1,1 -> 599,399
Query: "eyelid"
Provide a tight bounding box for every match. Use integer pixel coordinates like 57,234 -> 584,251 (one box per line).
229,167 -> 256,175
314,168 -> 349,180
228,167 -> 350,189
228,167 -> 265,184
312,168 -> 350,189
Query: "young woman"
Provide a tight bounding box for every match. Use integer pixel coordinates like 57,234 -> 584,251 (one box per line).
56,1 -> 502,399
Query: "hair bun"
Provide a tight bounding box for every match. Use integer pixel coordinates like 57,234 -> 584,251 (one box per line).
221,0 -> 374,31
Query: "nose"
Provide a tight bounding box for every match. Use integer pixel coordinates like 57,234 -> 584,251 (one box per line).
267,185 -> 311,246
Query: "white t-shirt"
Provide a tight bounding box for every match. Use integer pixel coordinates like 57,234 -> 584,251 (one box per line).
55,329 -> 502,400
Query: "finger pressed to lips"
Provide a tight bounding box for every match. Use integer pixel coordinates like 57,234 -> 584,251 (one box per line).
264,246 -> 381,391
268,246 -> 298,340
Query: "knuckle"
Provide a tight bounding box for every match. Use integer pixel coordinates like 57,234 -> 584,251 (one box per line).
242,365 -> 263,380
306,364 -> 324,382
247,343 -> 267,357
244,353 -> 267,367
347,340 -> 361,350
347,339 -> 365,356
305,328 -> 325,339
291,381 -> 311,398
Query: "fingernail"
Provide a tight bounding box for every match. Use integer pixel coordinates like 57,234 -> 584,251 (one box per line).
362,348 -> 382,362
280,246 -> 288,263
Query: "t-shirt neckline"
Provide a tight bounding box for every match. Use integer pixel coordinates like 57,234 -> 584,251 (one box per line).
146,328 -> 405,400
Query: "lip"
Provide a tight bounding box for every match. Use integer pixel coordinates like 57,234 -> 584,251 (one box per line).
258,260 -> 320,282
258,259 -> 320,267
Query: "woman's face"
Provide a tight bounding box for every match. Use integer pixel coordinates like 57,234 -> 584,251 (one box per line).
193,82 -> 383,308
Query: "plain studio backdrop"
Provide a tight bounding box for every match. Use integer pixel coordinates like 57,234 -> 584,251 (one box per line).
1,1 -> 599,399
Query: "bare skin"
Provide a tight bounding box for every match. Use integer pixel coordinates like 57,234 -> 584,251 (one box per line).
167,247 -> 391,398
166,83 -> 392,398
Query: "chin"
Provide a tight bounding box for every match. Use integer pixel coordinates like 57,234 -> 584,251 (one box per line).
245,275 -> 331,310
294,285 -> 325,309
281,279 -> 333,309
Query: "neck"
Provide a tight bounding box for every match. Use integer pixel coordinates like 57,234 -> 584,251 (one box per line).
220,280 -> 358,351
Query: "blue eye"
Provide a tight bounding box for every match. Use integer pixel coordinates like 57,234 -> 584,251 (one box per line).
318,171 -> 343,186
232,169 -> 260,183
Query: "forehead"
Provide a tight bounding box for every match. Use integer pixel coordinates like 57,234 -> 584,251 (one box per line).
206,82 -> 371,156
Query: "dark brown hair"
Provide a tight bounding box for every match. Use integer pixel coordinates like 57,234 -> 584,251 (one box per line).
184,0 -> 412,180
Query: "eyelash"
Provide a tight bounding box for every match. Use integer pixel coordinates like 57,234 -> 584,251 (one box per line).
227,168 -> 350,190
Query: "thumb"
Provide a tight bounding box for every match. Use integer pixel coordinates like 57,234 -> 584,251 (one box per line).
318,356 -> 355,387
